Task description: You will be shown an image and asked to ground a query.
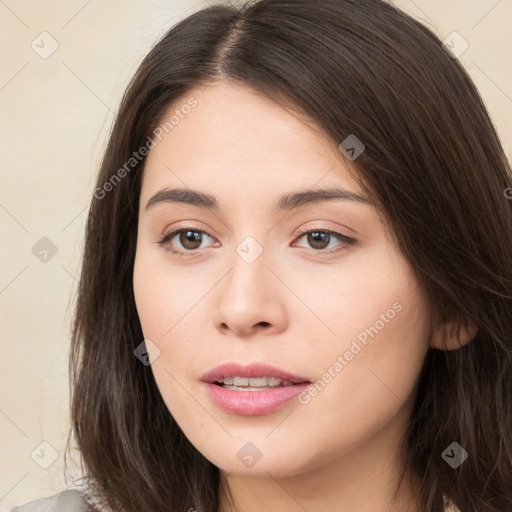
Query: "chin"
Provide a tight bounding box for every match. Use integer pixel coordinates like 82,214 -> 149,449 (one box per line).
196,440 -> 314,478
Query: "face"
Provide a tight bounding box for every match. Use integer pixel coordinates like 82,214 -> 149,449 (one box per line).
133,80 -> 431,478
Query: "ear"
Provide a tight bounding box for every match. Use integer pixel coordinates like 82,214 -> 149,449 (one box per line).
430,319 -> 478,351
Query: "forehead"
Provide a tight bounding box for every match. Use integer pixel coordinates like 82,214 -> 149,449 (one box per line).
140,80 -> 365,204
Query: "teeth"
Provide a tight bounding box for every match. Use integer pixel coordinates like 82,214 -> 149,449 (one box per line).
245,377 -> 268,387
215,376 -> 295,387
223,385 -> 273,391
267,377 -> 282,387
234,376 -> 249,386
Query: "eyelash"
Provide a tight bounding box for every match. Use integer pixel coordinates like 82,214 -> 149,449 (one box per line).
156,224 -> 357,258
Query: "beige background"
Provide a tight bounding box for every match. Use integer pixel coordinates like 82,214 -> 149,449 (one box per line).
0,0 -> 510,509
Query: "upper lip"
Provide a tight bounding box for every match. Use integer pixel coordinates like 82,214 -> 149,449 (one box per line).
201,362 -> 310,384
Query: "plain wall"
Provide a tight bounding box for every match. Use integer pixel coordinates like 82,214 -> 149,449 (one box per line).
1,0 -> 511,509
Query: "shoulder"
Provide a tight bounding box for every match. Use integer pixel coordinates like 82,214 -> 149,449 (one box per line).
6,488 -> 97,512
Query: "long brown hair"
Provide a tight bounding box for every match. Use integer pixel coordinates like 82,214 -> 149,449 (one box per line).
65,1 -> 512,510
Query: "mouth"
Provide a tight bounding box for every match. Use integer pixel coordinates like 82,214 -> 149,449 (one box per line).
213,376 -> 304,391
201,362 -> 311,389
200,362 -> 312,415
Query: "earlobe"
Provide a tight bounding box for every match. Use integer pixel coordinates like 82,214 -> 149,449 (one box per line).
430,320 -> 478,351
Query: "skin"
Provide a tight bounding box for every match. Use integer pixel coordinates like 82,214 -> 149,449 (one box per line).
132,80 -> 476,512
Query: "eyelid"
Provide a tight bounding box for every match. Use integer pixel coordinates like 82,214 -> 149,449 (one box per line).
292,223 -> 356,241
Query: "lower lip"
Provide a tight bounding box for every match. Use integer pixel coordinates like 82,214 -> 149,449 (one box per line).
203,382 -> 311,416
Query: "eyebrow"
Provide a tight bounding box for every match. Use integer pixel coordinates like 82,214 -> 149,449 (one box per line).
145,187 -> 371,213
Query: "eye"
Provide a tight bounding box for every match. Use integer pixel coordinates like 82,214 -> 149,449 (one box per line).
292,226 -> 357,255
157,226 -> 218,256
156,224 -> 357,257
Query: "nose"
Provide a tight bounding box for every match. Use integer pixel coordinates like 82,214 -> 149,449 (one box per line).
213,249 -> 288,338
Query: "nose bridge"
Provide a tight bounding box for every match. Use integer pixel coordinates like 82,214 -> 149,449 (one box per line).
225,210 -> 271,276
225,233 -> 272,299
213,231 -> 287,333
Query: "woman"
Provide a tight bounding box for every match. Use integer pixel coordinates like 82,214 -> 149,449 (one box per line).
10,0 -> 511,510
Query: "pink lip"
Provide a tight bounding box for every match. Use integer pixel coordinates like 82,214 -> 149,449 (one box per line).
200,362 -> 310,384
201,362 -> 311,416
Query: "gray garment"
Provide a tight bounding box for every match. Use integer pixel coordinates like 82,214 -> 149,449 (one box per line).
6,489 -> 97,512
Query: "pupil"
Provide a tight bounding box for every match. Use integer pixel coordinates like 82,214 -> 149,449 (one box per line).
180,230 -> 202,249
309,232 -> 329,249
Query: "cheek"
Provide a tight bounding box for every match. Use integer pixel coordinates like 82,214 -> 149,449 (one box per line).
297,244 -> 430,412
132,246 -> 209,384
133,252 -> 203,419
290,286 -> 428,471
289,240 -> 424,346
133,246 -> 201,339
133,256 -> 164,338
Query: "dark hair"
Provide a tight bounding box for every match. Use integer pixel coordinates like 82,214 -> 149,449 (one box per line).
65,0 -> 512,511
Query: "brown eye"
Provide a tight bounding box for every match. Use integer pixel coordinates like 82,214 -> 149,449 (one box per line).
292,227 -> 357,255
158,227 -> 217,254
178,230 -> 203,250
306,231 -> 331,250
